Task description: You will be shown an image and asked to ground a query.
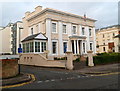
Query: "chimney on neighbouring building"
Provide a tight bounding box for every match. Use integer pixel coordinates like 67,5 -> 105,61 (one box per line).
35,6 -> 42,12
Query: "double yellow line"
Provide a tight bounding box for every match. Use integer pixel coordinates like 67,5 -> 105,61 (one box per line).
90,72 -> 120,76
0,74 -> 35,89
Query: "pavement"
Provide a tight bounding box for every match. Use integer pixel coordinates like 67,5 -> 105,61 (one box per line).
1,73 -> 35,88
1,63 -> 119,89
74,63 -> 119,75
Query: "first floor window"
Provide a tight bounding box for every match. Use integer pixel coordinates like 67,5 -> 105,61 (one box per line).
52,23 -> 57,33
52,42 -> 57,54
63,24 -> 67,34
89,28 -> 92,36
90,43 -> 93,50
41,42 -> 46,52
31,28 -> 33,35
63,42 -> 67,53
73,26 -> 77,34
82,27 -> 85,35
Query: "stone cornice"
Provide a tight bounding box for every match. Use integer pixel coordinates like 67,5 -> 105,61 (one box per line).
26,8 -> 97,22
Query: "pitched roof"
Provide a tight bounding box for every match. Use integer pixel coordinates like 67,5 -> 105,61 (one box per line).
21,33 -> 48,42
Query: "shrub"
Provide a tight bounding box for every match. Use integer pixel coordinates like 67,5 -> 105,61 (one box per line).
74,58 -> 80,62
54,57 -> 67,60
86,53 -> 120,65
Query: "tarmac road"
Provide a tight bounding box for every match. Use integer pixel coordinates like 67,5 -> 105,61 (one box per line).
3,65 -> 119,89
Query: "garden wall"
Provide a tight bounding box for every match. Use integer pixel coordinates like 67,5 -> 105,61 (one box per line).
0,59 -> 19,79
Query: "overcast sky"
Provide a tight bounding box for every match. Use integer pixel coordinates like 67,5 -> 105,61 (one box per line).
0,1 -> 118,29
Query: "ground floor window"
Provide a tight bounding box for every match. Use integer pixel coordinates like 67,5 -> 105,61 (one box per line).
41,42 -> 46,52
52,42 -> 57,54
119,46 -> 120,52
26,43 -> 29,53
83,43 -> 85,53
22,41 -> 46,53
30,42 -> 34,52
35,42 -> 40,52
63,42 -> 67,53
103,47 -> 106,51
72,40 -> 74,54
23,44 -> 25,53
90,43 -> 93,51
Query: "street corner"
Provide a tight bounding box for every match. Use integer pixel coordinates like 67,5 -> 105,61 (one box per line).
1,73 -> 36,89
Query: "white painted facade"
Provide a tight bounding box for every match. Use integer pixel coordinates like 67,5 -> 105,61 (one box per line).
22,6 -> 97,57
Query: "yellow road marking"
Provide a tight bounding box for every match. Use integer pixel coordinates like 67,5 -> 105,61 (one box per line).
90,72 -> 120,76
0,74 -> 35,89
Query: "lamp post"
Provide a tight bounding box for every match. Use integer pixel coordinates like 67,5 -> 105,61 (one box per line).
18,27 -> 23,74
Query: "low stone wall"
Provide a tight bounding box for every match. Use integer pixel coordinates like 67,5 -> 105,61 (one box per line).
19,53 -> 66,68
0,59 -> 19,79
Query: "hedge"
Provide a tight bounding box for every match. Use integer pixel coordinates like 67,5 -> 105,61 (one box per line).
73,58 -> 80,62
86,53 -> 120,65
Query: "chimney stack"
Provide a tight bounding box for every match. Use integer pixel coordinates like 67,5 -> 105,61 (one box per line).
25,11 -> 30,17
35,6 -> 42,12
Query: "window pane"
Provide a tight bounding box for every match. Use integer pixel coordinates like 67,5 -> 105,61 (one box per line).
31,28 -> 33,35
35,42 -> 37,52
44,42 -> 46,51
52,42 -> 56,54
73,26 -> 76,34
89,28 -> 92,36
63,42 -> 67,53
83,43 -> 85,53
82,27 -> 85,35
38,42 -> 40,52
41,42 -> 46,52
23,44 -> 25,53
52,23 -> 56,33
90,43 -> 92,50
63,25 -> 66,33
32,42 -> 34,52
41,42 -> 44,52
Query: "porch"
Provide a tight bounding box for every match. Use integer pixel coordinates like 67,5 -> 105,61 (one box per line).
69,35 -> 87,55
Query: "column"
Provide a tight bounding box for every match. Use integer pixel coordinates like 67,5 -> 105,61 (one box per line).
79,25 -> 82,36
87,51 -> 94,66
77,40 -> 79,54
80,40 -> 83,55
33,41 -> 35,53
93,27 -> 97,54
46,18 -> 52,55
58,21 -> 63,55
68,39 -> 72,52
86,26 -> 90,51
74,40 -> 76,54
67,23 -> 72,36
66,51 -> 74,70
38,23 -> 41,33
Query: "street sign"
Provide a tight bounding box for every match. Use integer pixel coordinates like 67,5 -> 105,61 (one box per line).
18,48 -> 22,53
